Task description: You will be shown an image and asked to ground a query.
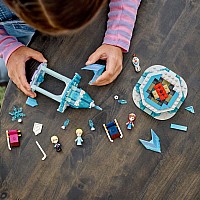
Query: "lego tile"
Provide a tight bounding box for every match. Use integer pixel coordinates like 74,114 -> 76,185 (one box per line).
170,123 -> 187,131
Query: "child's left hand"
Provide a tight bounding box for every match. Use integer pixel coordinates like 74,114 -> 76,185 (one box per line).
85,44 -> 123,86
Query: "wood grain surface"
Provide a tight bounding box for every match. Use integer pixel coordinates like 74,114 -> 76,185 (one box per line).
0,0 -> 200,199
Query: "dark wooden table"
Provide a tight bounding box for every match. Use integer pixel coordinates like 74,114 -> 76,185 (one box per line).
1,1 -> 200,199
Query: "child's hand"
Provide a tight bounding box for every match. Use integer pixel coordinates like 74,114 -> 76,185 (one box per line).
86,44 -> 123,86
7,46 -> 47,98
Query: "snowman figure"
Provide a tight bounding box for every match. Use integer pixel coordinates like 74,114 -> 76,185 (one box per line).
132,54 -> 141,72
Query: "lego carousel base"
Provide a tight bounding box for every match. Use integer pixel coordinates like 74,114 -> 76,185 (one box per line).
132,65 -> 188,120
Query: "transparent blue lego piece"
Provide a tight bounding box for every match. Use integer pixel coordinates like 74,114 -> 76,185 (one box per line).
82,64 -> 105,84
26,97 -> 38,107
117,99 -> 127,104
170,123 -> 187,131
139,129 -> 161,153
88,119 -> 95,131
185,106 -> 195,114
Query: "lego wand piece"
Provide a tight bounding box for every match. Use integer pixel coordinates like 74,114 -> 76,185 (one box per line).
6,130 -> 11,151
35,141 -> 47,161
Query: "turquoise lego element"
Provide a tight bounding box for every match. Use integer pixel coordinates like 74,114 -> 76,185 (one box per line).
139,129 -> 161,153
29,63 -> 102,113
185,106 -> 195,114
9,106 -> 26,122
132,65 -> 188,120
26,97 -> 38,107
117,99 -> 127,104
88,119 -> 95,131
170,123 -> 188,131
61,119 -> 70,129
82,64 -> 105,84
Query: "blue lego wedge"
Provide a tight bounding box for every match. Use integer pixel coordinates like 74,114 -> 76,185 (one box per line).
26,97 -> 38,107
185,106 -> 195,114
139,129 -> 161,153
82,64 -> 105,84
29,63 -> 102,113
170,123 -> 187,131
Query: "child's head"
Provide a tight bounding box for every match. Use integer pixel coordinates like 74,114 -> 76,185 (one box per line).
5,0 -> 107,35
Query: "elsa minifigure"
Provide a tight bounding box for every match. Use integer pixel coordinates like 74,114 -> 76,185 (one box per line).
75,129 -> 84,146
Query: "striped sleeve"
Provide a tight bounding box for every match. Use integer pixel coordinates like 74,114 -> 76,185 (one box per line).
0,25 -> 24,64
103,0 -> 141,52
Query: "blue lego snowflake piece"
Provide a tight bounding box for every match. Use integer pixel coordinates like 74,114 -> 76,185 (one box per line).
9,106 -> 26,122
139,129 -> 161,153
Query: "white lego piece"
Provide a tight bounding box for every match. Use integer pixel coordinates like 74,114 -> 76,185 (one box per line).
33,123 -> 43,136
36,141 -> 47,161
132,55 -> 141,72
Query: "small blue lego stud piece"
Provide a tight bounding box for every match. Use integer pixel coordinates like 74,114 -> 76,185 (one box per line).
88,119 -> 95,131
185,106 -> 195,114
82,64 -> 105,84
9,106 -> 26,123
75,129 -> 84,146
139,129 -> 161,153
26,97 -> 38,107
114,95 -> 127,105
61,119 -> 70,129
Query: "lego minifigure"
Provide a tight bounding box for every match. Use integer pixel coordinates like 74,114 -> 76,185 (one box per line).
51,136 -> 62,152
132,54 -> 141,72
126,113 -> 136,130
75,129 -> 84,146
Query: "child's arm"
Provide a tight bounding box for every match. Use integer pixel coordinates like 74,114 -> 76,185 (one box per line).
0,25 -> 47,97
86,0 -> 141,86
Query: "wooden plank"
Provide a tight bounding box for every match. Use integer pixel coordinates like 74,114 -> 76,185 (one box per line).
0,1 -> 200,199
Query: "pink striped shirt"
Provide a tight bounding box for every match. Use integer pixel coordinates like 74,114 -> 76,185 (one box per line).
0,0 -> 141,64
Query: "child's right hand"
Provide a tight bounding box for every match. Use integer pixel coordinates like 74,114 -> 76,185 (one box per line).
7,46 -> 47,98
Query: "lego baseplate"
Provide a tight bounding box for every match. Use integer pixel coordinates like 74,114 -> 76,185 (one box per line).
132,65 -> 188,120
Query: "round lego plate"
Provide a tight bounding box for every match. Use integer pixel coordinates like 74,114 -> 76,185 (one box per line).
132,65 -> 188,120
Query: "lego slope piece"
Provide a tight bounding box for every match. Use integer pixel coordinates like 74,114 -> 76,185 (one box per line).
170,123 -> 188,131
185,106 -> 195,114
132,65 -> 188,120
26,97 -> 38,107
28,63 -> 102,113
139,129 -> 161,153
82,64 -> 105,84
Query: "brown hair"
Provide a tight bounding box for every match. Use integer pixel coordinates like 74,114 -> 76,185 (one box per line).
4,0 -> 107,34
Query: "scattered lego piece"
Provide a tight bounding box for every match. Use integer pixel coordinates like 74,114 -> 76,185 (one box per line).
35,141 -> 47,161
9,106 -> 26,123
170,123 -> 188,131
132,54 -> 141,72
103,119 -> 123,142
26,97 -> 38,107
117,99 -> 127,104
51,136 -> 62,152
6,130 -> 22,150
88,119 -> 95,131
81,64 -> 105,84
126,113 -> 136,130
75,129 -> 84,146
30,62 -> 102,113
132,65 -> 188,120
114,95 -> 127,104
185,106 -> 195,114
139,129 -> 161,153
33,123 -> 43,135
61,119 -> 70,129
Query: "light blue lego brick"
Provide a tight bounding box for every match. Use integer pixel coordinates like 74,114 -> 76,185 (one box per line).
168,107 -> 178,114
137,75 -> 146,85
26,97 -> 38,107
185,106 -> 195,114
139,100 -> 146,110
145,98 -> 162,110
170,123 -> 187,131
151,112 -> 161,117
135,83 -> 141,93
